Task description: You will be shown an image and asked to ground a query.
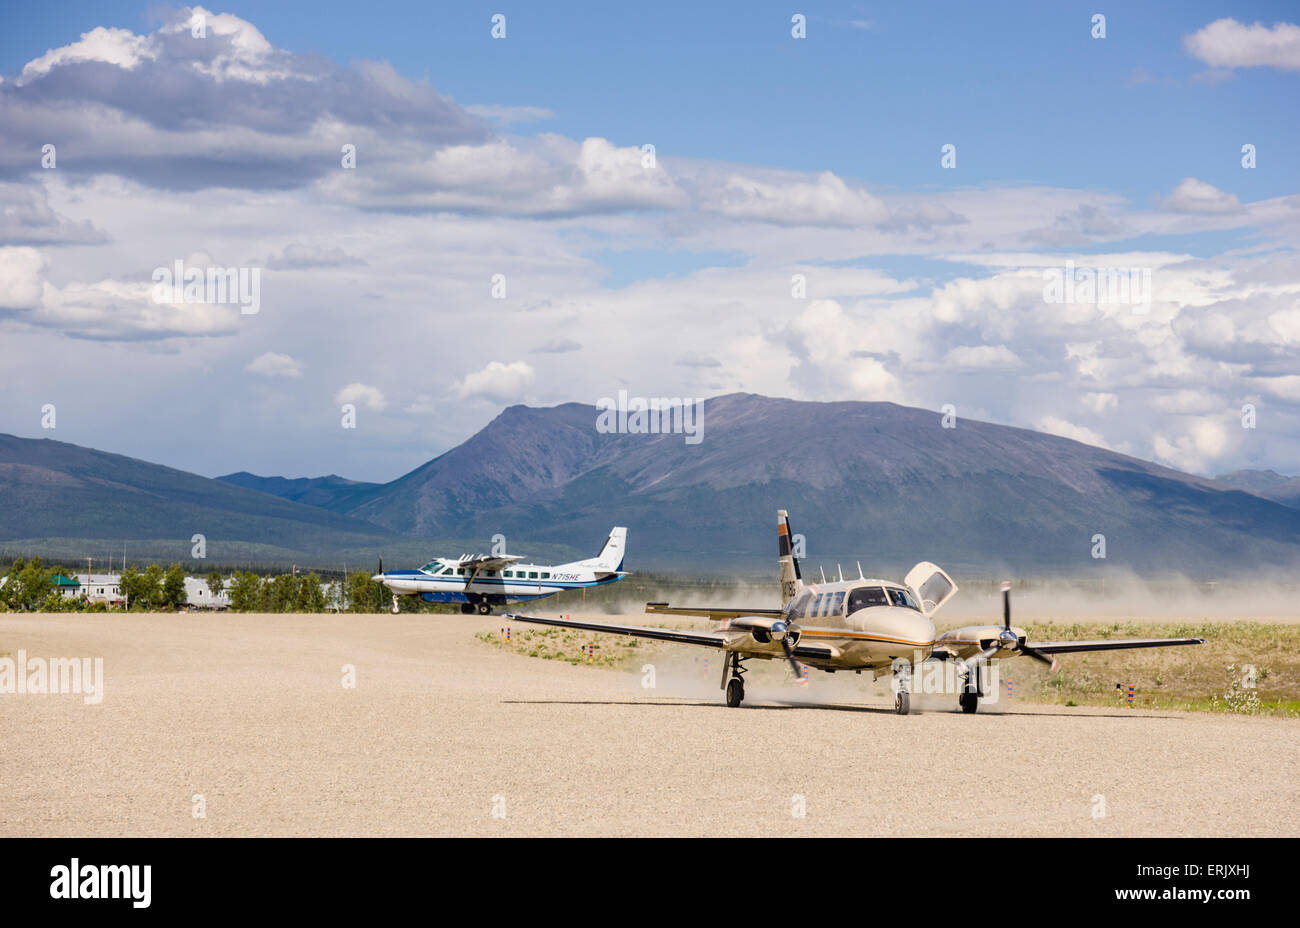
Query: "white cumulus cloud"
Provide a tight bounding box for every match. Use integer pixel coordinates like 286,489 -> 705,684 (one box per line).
453,360 -> 536,404
704,170 -> 891,227
245,351 -> 303,378
1184,18 -> 1300,71
1158,178 -> 1242,214
334,382 -> 387,410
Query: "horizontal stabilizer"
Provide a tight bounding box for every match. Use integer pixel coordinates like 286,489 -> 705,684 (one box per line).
646,602 -> 783,620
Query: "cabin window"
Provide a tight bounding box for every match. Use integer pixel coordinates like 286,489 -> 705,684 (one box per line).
830,591 -> 845,615
528,571 -> 538,579
815,594 -> 829,617
887,588 -> 921,611
541,572 -> 551,579
457,568 -> 466,576
847,586 -> 888,612
791,591 -> 813,619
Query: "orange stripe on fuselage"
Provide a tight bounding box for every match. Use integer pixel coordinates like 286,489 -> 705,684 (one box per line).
799,629 -> 934,648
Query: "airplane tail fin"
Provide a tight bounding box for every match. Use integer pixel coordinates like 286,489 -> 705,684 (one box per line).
778,509 -> 804,606
589,526 -> 627,573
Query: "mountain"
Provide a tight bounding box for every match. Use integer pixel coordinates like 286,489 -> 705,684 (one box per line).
216,472 -> 380,509
5,395 -> 1300,573
324,394 -> 1300,573
1213,470 -> 1300,510
0,434 -> 392,564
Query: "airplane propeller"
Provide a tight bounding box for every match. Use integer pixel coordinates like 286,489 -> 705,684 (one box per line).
1000,582 -> 1059,670
771,620 -> 806,683
961,582 -> 1059,676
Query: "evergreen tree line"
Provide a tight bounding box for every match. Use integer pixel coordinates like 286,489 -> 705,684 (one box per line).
224,570 -> 396,612
0,558 -> 399,613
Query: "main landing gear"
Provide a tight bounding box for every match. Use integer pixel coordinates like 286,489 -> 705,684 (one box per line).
460,601 -> 493,615
723,652 -> 747,707
959,663 -> 983,714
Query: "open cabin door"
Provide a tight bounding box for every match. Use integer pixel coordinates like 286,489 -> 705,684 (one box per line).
904,561 -> 959,616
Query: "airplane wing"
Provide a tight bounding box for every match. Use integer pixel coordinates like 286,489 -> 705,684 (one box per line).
645,602 -> 783,620
929,635 -> 1205,665
504,612 -> 838,661
457,554 -> 524,572
1025,636 -> 1206,654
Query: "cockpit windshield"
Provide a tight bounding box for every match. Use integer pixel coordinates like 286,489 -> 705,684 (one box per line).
887,587 -> 921,611
420,562 -> 442,573
846,585 -> 888,612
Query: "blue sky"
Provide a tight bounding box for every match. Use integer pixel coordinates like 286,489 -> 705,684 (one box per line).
4,1 -> 1296,205
1,2 -> 1298,482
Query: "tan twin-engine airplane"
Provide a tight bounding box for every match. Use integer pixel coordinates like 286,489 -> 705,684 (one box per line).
505,510 -> 1205,715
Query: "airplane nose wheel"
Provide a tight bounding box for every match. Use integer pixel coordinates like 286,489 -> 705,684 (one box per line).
390,599 -> 400,615
893,663 -> 912,715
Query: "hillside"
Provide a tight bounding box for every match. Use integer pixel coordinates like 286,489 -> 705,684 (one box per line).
0,434 -> 391,564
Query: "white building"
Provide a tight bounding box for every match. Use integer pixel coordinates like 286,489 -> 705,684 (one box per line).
76,573 -> 124,605
184,576 -> 231,610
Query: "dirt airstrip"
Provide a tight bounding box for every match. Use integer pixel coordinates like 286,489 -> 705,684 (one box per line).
1,612 -> 1295,837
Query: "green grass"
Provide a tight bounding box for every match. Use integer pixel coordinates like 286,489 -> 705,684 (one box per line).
982,620 -> 1300,717
476,627 -> 645,668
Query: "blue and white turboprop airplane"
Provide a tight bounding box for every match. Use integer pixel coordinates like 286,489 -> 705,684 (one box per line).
372,527 -> 627,615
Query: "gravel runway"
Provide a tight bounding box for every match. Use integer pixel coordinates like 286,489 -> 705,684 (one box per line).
1,612 -> 1294,837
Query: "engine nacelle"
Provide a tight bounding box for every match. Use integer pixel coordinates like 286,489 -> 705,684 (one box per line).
751,625 -> 799,647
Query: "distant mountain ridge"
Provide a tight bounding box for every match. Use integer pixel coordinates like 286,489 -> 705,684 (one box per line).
302,393 -> 1300,572
4,394 -> 1300,572
1214,469 -> 1300,510
216,472 -> 380,509
0,434 -> 391,564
